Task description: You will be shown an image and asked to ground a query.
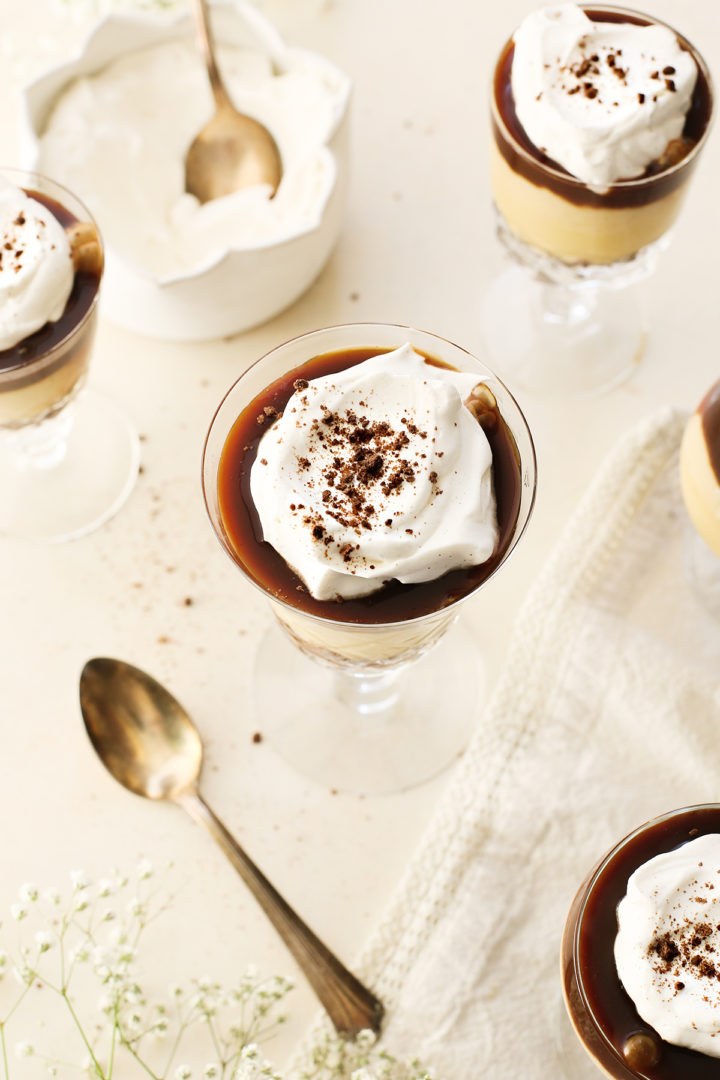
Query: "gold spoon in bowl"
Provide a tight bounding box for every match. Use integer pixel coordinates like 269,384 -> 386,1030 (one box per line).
79,656 -> 383,1038
185,0 -> 282,203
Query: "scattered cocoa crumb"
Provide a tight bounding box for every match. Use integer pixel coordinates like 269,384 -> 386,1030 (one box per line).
252,732 -> 263,744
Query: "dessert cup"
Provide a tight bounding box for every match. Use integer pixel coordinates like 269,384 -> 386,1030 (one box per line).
0,170 -> 138,542
203,323 -> 536,795
483,5 -> 714,398
561,804 -> 720,1078
680,385 -> 720,618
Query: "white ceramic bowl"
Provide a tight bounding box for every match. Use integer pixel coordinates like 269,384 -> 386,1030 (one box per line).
20,3 -> 351,342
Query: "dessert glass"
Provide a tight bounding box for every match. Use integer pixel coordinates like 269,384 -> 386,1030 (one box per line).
0,170 -> 139,542
680,383 -> 720,619
202,323 -> 536,795
561,803 -> 720,1078
483,5 -> 714,397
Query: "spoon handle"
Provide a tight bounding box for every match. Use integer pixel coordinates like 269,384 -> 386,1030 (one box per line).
176,789 -> 384,1038
192,0 -> 233,110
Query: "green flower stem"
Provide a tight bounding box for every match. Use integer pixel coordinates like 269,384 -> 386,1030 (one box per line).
0,1023 -> 10,1080
61,989 -> 106,1079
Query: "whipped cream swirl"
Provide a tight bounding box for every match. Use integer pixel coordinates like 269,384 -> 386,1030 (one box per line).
511,4 -> 697,188
38,37 -> 349,280
250,345 -> 499,601
0,179 -> 74,352
615,833 -> 720,1058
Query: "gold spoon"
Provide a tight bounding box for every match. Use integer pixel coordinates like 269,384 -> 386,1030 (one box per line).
79,657 -> 383,1038
185,0 -> 282,203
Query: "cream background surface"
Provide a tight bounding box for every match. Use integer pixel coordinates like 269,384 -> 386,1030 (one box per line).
0,1 -> 719,1075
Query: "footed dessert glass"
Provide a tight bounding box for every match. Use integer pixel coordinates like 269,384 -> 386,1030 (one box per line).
679,381 -> 720,619
0,170 -> 139,542
203,323 -> 536,795
560,804 -> 720,1079
483,5 -> 714,398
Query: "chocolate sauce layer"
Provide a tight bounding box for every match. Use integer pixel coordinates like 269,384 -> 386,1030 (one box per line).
0,190 -> 100,376
493,7 -> 713,208
699,381 -> 720,485
564,806 -> 720,1079
217,347 -> 522,625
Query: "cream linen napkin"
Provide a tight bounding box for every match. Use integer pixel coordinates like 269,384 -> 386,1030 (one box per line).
297,406 -> 720,1078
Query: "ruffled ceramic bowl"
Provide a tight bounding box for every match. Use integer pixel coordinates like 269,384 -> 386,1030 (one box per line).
20,2 -> 351,342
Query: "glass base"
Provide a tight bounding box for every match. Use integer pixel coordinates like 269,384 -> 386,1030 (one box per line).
252,616 -> 486,795
481,265 -> 646,398
0,388 -> 140,543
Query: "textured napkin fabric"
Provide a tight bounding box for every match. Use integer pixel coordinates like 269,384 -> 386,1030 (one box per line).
297,406 -> 720,1078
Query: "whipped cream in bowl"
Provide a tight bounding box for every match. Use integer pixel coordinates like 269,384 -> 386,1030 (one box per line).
22,1 -> 351,340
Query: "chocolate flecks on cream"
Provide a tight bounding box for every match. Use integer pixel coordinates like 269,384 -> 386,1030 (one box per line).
286,404 -> 436,574
493,7 -> 713,208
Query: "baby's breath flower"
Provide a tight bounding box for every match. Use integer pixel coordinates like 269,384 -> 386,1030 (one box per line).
175,1066 -> 192,1080
127,897 -> 143,917
15,1041 -> 34,1058
203,1065 -> 220,1079
97,993 -> 114,1015
96,878 -> 114,898
71,870 -> 90,892
35,930 -> 54,953
44,887 -> 61,906
10,903 -> 28,921
0,949 -> 7,967
74,896 -> 89,913
19,882 -> 39,903
137,857 -> 154,880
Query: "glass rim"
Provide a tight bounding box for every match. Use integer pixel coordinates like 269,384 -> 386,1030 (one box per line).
0,167 -> 103,376
571,802 -> 720,1062
490,3 -> 715,193
201,320 -> 538,631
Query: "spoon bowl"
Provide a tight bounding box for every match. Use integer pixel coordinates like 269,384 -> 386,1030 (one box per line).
80,657 -> 202,799
185,0 -> 282,203
78,655 -> 383,1038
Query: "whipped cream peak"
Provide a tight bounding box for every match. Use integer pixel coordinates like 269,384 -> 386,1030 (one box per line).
615,833 -> 720,1058
0,179 -> 74,352
250,345 -> 499,601
511,4 -> 697,188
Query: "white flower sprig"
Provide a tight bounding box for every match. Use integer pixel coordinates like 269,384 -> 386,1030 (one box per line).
0,864 -> 434,1080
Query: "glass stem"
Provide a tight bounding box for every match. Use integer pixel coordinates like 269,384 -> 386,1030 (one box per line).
5,404 -> 75,470
539,280 -> 597,328
333,667 -> 403,717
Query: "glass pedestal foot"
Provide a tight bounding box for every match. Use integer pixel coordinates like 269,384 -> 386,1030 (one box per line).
481,265 -> 647,398
252,616 -> 486,796
0,388 -> 140,543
